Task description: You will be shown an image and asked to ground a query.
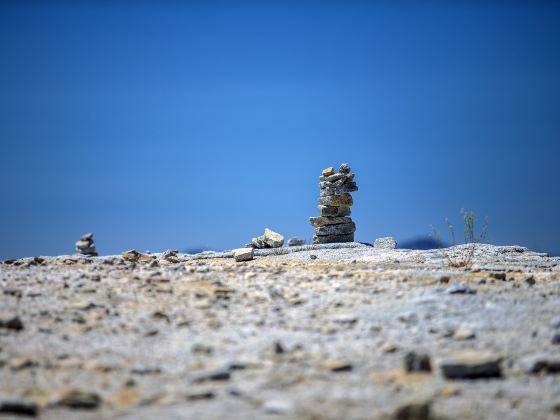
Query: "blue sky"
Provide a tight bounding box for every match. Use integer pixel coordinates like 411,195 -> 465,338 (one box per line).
1,1 -> 559,258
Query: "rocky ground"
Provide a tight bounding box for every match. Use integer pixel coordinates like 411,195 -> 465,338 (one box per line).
1,243 -> 560,419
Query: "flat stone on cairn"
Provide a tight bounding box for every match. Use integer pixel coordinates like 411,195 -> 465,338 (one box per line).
311,163 -> 358,244
75,233 -> 98,256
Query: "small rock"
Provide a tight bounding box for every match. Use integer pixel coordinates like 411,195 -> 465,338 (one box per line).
193,368 -> 231,383
381,343 -> 398,353
404,352 -> 432,373
393,401 -> 432,420
0,400 -> 38,417
374,237 -> 398,250
0,314 -> 24,331
263,228 -> 284,248
552,333 -> 560,345
319,360 -> 353,372
453,326 -> 476,340
187,390 -> 215,401
490,272 -> 506,281
446,283 -> 477,295
525,276 -> 536,286
263,398 -> 293,414
287,237 -> 306,246
310,254 -> 318,260
439,350 -> 502,379
121,250 -> 154,263
322,166 -> 334,177
234,248 -> 254,262
519,354 -> 560,374
57,390 -> 101,409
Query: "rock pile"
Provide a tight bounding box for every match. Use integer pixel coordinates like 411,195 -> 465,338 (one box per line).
75,233 -> 98,256
310,164 -> 357,244
247,228 -> 284,249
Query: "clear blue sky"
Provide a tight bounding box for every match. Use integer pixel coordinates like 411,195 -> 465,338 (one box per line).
1,1 -> 559,258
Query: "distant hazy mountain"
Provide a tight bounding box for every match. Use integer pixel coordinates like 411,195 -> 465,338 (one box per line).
398,237 -> 447,250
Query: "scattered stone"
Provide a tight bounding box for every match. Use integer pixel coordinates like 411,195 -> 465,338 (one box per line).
57,390 -> 101,409
187,390 -> 215,401
319,360 -> 353,372
121,250 -> 154,263
75,233 -> 98,256
160,249 -> 180,263
381,343 -> 398,353
234,248 -> 254,262
392,400 -> 432,420
453,326 -> 476,340
263,398 -> 293,414
0,313 -> 24,331
0,400 -> 38,417
249,228 -> 284,249
193,368 -> 231,383
287,237 -> 306,246
374,237 -> 398,250
446,283 -> 477,295
404,352 -> 432,373
525,275 -> 536,286
519,355 -> 560,374
490,272 -> 506,281
311,164 -> 358,244
552,333 -> 560,345
309,254 -> 317,260
439,350 -> 503,379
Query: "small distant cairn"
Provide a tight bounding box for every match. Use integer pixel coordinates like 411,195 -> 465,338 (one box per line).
75,233 -> 98,256
310,164 -> 358,244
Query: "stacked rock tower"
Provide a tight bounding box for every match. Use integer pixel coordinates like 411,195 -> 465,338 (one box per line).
75,233 -> 98,256
310,163 -> 358,244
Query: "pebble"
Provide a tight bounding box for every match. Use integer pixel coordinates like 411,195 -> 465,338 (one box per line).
446,283 -> 477,295
0,400 -> 38,417
392,400 -> 432,420
57,390 -> 101,409
439,350 -> 503,379
404,351 -> 432,373
453,326 -> 476,340
319,359 -> 353,372
519,355 -> 560,374
193,368 -> 231,383
0,313 -> 24,331
263,398 -> 294,414
381,343 -> 398,353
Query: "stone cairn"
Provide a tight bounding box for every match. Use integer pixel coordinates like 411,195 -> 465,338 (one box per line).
310,163 -> 357,244
75,233 -> 98,256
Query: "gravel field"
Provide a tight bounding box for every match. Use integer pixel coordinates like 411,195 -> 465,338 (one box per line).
1,244 -> 560,419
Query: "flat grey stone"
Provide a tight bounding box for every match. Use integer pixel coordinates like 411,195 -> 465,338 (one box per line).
439,350 -> 503,379
319,193 -> 353,207
310,216 -> 353,227
320,182 -> 358,196
312,233 -> 354,244
374,237 -> 397,250
318,205 -> 351,217
314,222 -> 356,236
